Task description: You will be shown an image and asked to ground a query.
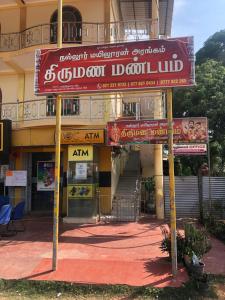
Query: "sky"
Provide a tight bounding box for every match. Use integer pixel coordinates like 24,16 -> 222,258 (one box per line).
172,0 -> 225,53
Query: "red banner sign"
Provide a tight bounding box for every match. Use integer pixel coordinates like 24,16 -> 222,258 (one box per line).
107,118 -> 208,145
34,37 -> 195,95
173,144 -> 207,156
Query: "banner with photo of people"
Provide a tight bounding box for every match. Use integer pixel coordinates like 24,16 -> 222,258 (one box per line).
107,117 -> 208,145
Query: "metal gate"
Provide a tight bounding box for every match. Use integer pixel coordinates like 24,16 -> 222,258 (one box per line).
99,190 -> 141,222
164,176 -> 199,219
202,176 -> 225,219
164,176 -> 225,219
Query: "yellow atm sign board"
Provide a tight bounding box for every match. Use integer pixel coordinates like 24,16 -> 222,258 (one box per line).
61,129 -> 104,144
68,145 -> 93,161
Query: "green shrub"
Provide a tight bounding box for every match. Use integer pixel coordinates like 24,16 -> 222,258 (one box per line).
160,223 -> 211,261
160,231 -> 185,262
184,223 -> 211,259
204,216 -> 225,243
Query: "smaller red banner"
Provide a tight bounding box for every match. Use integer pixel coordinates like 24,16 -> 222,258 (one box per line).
107,118 -> 208,145
173,144 -> 207,156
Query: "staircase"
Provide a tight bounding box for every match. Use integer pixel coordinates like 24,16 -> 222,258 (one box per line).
112,151 -> 140,221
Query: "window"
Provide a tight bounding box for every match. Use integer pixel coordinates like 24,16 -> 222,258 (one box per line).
46,96 -> 80,116
50,6 -> 82,43
122,102 -> 137,117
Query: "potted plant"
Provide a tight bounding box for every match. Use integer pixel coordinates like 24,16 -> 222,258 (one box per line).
183,246 -> 193,267
189,252 -> 205,277
161,223 -> 210,278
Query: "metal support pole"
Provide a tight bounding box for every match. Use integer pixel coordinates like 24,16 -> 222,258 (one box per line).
167,89 -> 177,277
52,0 -> 63,271
207,142 -> 212,216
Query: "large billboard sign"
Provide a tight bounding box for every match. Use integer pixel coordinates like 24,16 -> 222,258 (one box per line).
107,118 -> 208,145
34,37 -> 195,95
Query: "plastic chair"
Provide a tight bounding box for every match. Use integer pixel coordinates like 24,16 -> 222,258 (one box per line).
8,201 -> 25,232
0,204 -> 15,237
0,196 -> 10,210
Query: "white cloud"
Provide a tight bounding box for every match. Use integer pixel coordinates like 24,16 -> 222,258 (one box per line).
173,0 -> 188,16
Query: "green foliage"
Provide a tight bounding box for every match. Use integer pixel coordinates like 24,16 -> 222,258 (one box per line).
174,59 -> 225,175
144,177 -> 155,192
184,223 -> 211,258
204,216 -> 225,243
174,30 -> 225,175
0,275 -> 225,300
160,223 -> 211,261
196,30 -> 225,65
160,231 -> 185,262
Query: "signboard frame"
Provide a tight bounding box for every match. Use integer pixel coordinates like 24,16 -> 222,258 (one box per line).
107,117 -> 208,146
5,170 -> 27,187
37,161 -> 55,191
35,37 -> 195,95
173,144 -> 207,156
68,145 -> 93,161
61,129 -> 104,144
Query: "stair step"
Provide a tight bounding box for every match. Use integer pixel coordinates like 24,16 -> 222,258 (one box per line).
114,151 -> 140,199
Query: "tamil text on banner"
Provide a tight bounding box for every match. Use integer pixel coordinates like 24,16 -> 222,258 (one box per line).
107,118 -> 208,145
173,144 -> 207,156
35,37 -> 195,95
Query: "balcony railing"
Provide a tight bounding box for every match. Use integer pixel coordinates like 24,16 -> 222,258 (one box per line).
1,93 -> 165,125
0,19 -> 155,52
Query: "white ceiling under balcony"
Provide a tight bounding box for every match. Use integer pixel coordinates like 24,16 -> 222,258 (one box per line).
118,0 -> 174,36
119,0 -> 152,20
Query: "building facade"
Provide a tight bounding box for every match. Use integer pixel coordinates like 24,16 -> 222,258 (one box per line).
0,0 -> 173,222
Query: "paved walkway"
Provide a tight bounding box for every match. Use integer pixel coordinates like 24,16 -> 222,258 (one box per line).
0,217 -> 188,287
2,218 -> 225,287
203,236 -> 225,274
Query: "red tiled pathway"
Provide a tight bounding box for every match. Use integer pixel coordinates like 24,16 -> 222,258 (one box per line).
1,218 -> 189,287
203,236 -> 225,274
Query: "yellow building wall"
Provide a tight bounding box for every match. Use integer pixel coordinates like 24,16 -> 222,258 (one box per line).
25,72 -> 39,100
99,146 -> 111,170
0,8 -> 20,33
12,127 -> 55,147
0,75 -> 18,103
26,0 -> 105,28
